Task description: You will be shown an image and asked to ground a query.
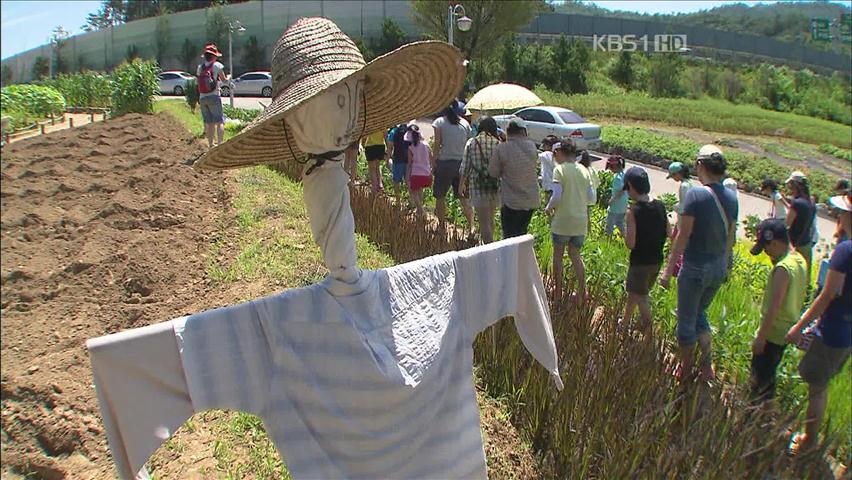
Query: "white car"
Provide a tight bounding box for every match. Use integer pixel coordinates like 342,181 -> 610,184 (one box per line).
220,71 -> 273,98
494,106 -> 602,150
157,71 -> 193,95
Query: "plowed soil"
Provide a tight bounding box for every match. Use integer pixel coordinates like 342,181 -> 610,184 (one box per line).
0,113 -> 229,479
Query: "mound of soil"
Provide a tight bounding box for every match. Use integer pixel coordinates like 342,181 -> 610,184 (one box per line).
0,113 -> 228,479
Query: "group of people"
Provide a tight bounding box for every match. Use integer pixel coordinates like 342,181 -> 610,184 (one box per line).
359,104 -> 850,454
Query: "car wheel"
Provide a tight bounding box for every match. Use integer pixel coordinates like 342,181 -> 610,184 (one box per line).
221,86 -> 230,97
262,86 -> 272,98
174,86 -> 184,95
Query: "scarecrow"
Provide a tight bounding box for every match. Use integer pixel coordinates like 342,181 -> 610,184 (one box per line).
88,18 -> 562,480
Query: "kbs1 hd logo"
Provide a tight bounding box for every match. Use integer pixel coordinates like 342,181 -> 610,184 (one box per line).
593,34 -> 688,52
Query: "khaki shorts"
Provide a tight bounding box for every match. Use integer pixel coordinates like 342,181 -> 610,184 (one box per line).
626,264 -> 661,295
799,336 -> 851,394
471,192 -> 500,210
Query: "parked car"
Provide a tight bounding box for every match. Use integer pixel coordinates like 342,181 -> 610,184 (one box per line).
494,106 -> 602,150
157,71 -> 193,96
220,71 -> 273,98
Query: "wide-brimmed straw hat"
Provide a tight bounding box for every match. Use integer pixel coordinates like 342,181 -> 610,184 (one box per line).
195,17 -> 465,170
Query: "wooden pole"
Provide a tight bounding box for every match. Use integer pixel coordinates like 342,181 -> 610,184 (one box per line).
40,124 -> 46,134
69,117 -> 74,128
90,112 -> 95,122
50,113 -> 55,125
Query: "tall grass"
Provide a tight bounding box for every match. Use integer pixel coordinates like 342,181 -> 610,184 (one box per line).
537,88 -> 852,149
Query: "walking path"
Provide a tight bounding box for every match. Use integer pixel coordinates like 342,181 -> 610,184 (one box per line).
5,112 -> 106,144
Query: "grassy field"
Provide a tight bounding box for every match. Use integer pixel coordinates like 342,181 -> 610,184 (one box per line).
538,88 -> 852,149
599,125 -> 840,201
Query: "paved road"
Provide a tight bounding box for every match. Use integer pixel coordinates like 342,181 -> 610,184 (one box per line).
177,95 -> 837,243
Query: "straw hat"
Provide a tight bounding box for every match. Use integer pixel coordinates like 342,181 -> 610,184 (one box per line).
195,18 -> 466,171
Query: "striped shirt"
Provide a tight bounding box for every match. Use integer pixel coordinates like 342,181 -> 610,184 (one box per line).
88,236 -> 562,480
460,133 -> 501,200
488,136 -> 541,211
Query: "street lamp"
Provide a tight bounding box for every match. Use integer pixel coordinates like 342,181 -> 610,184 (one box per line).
447,4 -> 472,46
227,20 -> 246,108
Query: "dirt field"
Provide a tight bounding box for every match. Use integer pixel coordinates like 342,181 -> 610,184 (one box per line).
0,113 -> 232,478
0,112 -> 538,479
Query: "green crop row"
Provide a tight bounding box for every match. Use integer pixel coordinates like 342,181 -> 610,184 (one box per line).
0,84 -> 66,129
39,71 -> 111,109
601,125 -> 840,202
819,143 -> 852,164
537,88 -> 852,149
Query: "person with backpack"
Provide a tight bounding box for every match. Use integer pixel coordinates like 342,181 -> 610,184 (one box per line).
459,116 -> 502,244
196,44 -> 228,149
660,145 -> 738,383
385,122 -> 413,206
784,171 -> 817,290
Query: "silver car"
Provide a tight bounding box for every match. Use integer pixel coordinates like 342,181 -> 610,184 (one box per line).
494,106 -> 602,150
220,71 -> 273,98
157,71 -> 193,96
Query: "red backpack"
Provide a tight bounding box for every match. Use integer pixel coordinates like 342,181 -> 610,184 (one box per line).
197,63 -> 217,94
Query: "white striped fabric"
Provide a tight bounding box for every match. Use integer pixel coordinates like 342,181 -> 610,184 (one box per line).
88,235 -> 562,480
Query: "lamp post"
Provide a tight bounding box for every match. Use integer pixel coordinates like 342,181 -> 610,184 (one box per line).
447,3 -> 472,46
227,20 -> 246,108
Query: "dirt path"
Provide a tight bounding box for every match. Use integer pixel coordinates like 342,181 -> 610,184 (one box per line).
0,113 -> 235,479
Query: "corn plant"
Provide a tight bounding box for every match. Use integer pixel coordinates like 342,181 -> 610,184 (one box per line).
110,59 -> 159,116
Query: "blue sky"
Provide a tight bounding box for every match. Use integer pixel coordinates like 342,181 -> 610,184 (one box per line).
0,0 -> 830,60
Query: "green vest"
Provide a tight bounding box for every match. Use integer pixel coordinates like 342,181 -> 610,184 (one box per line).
760,251 -> 807,345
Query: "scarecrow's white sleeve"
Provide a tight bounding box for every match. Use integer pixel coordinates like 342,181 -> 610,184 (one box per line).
302,159 -> 361,283
456,235 -> 563,390
87,321 -> 194,480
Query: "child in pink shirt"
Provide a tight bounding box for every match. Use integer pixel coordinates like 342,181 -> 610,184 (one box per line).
406,125 -> 433,217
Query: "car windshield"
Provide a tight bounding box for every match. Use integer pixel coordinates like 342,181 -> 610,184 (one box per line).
558,111 -> 586,124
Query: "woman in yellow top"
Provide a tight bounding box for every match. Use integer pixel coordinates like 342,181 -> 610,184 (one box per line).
363,130 -> 387,193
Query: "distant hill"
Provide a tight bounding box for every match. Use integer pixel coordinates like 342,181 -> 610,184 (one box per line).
553,1 -> 852,53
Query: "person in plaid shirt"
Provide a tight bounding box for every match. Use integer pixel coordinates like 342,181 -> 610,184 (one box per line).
460,116 -> 502,244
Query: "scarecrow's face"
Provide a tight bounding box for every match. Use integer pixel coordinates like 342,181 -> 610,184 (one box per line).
288,78 -> 366,153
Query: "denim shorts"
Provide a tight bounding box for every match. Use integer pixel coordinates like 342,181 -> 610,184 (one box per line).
606,210 -> 626,235
552,233 -> 585,248
199,95 -> 224,124
391,160 -> 408,183
676,257 -> 726,345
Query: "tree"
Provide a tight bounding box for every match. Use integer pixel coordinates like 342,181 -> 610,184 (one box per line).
410,0 -> 546,62
241,35 -> 265,71
563,39 -> 589,94
648,53 -> 684,97
32,57 -> 50,80
51,26 -> 71,76
154,11 -> 171,65
83,0 -> 124,31
610,50 -> 634,90
375,18 -> 406,55
205,5 -> 230,51
180,38 -> 198,72
500,35 -> 518,83
550,34 -> 570,90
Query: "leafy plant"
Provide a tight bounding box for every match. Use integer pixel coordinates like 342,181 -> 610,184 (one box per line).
40,71 -> 111,108
375,18 -> 406,55
0,84 -> 66,117
819,143 -> 852,163
184,77 -> 199,112
154,13 -> 171,65
205,6 -> 230,52
743,214 -> 762,241
222,105 -> 260,123
109,59 -> 159,116
658,192 -> 678,213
